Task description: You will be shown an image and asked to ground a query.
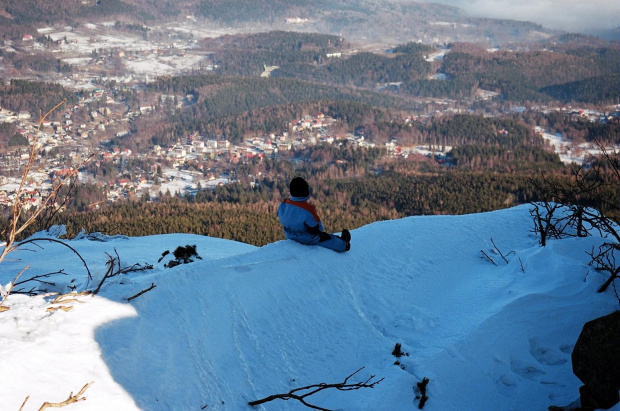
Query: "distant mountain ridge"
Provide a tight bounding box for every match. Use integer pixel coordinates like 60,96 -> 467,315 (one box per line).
1,0 -> 563,45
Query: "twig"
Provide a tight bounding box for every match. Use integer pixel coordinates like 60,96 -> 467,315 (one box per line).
518,256 -> 525,273
0,100 -> 66,269
37,381 -> 93,410
14,270 -> 68,286
0,265 -> 30,311
92,249 -> 153,295
127,283 -> 157,301
480,250 -> 497,265
118,263 -> 154,274
19,396 -> 29,411
588,243 -> 620,294
490,238 -> 509,264
15,238 -> 92,281
248,367 -> 383,410
92,254 -> 116,296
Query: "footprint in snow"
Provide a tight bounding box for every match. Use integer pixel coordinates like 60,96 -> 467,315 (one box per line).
529,338 -> 568,366
510,358 -> 546,380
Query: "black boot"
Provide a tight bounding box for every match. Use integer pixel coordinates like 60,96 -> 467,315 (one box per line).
341,229 -> 351,242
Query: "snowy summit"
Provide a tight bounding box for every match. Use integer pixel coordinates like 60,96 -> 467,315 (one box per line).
0,205 -> 618,410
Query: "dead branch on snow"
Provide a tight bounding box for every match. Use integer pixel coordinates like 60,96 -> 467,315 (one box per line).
91,249 -> 153,296
248,367 -> 384,410
127,283 -> 156,301
37,381 -> 93,410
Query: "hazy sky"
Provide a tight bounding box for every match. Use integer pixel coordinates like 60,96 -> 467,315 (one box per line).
417,0 -> 620,33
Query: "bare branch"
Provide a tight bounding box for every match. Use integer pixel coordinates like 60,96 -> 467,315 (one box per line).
92,254 -> 116,296
16,238 -> 92,281
37,381 -> 93,410
588,243 -> 620,295
127,283 -> 157,301
19,395 -> 29,411
0,101 -> 95,310
14,270 -> 68,287
118,262 -> 154,275
0,265 -> 30,310
490,238 -> 509,264
480,250 -> 496,265
2,100 -> 66,260
91,250 -> 152,296
248,367 -> 384,410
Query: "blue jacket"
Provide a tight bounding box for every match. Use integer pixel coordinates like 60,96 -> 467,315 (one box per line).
277,196 -> 325,245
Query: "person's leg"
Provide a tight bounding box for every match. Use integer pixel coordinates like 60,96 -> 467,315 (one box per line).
318,233 -> 350,252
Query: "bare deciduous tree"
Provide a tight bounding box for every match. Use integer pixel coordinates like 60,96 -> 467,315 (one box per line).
530,140 -> 620,300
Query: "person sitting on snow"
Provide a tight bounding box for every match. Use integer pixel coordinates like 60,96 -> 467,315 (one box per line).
277,177 -> 351,252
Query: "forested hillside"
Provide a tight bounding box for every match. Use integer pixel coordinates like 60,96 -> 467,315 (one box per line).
138,74 -> 403,145
198,31 -> 619,104
0,80 -> 78,117
437,41 -> 620,103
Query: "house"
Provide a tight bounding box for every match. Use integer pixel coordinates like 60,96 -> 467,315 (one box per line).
22,198 -> 39,211
172,147 -> 186,158
191,141 -> 205,152
22,35 -> 34,42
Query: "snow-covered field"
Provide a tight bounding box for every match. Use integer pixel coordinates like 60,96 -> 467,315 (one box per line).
540,131 -> 618,165
35,21 -> 237,79
0,205 -> 618,410
152,168 -> 231,197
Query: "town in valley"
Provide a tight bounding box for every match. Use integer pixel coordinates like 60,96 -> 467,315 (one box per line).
0,17 -> 618,211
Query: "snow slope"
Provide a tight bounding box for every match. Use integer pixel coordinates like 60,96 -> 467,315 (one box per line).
0,205 -> 618,410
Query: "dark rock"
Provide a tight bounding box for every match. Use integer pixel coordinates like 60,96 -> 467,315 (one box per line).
572,310 -> 620,410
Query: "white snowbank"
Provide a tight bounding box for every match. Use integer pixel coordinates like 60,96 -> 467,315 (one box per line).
0,205 -> 618,410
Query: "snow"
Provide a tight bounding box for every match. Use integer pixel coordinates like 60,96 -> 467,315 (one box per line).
150,168 -> 232,197
540,131 -> 619,165
62,57 -> 94,66
425,50 -> 448,62
123,54 -> 206,76
0,205 -> 619,410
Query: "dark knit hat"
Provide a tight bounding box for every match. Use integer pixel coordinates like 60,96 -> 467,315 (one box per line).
289,177 -> 309,197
